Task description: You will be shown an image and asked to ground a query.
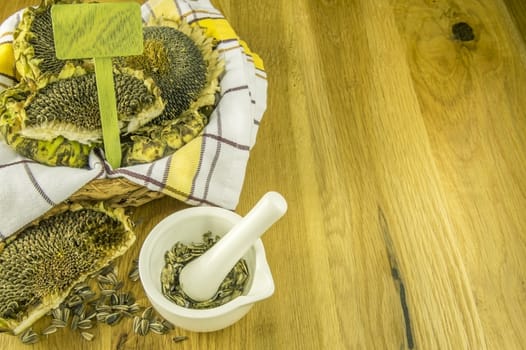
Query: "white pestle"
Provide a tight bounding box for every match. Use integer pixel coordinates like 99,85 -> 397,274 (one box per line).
179,191 -> 287,302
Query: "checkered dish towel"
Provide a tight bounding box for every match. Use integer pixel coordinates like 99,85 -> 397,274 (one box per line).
0,0 -> 267,239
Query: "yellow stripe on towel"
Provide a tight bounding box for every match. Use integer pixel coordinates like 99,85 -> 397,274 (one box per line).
197,20 -> 265,71
164,136 -> 203,199
0,42 -> 16,79
239,39 -> 265,71
197,18 -> 238,41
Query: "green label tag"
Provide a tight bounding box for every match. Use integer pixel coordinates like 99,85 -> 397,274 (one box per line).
51,3 -> 143,59
51,3 -> 144,168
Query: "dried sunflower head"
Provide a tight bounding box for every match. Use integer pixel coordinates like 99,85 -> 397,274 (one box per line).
117,18 -> 224,166
20,67 -> 164,143
121,25 -> 207,122
0,202 -> 135,335
0,66 -> 164,168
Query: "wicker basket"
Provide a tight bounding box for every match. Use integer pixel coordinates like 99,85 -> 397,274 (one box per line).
69,178 -> 164,207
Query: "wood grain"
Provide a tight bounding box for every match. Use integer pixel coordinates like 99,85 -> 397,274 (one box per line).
502,0 -> 526,41
1,0 -> 525,349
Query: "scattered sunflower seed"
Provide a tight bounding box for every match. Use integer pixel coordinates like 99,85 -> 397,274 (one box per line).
70,314 -> 80,331
173,335 -> 188,343
66,295 -> 84,309
20,328 -> 39,344
106,271 -> 119,285
78,318 -> 93,329
105,312 -> 123,326
110,293 -> 120,306
62,307 -> 71,324
96,311 -> 110,323
81,331 -> 94,341
13,248 -> 177,344
51,318 -> 67,328
97,262 -> 116,277
41,325 -> 58,335
95,304 -> 112,313
111,304 -> 130,312
149,321 -> 169,335
100,289 -> 116,296
142,306 -> 154,320
128,303 -> 141,314
113,281 -> 124,291
133,316 -> 141,333
51,308 -> 62,321
139,318 -> 150,336
72,303 -> 86,317
85,310 -> 97,320
128,259 -> 140,282
97,275 -> 112,285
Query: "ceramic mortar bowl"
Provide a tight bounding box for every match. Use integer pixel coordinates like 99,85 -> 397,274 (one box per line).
139,206 -> 275,332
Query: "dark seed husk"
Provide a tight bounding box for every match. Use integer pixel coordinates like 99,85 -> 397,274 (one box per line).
173,335 -> 188,343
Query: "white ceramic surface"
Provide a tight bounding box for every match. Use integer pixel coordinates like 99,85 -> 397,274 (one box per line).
138,206 -> 275,332
179,192 -> 287,301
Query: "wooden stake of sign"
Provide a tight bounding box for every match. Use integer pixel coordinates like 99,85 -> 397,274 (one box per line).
51,2 -> 143,168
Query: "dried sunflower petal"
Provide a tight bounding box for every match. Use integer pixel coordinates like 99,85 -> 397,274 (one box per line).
0,202 -> 135,335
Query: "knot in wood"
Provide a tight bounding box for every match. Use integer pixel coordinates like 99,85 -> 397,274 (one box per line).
452,22 -> 475,42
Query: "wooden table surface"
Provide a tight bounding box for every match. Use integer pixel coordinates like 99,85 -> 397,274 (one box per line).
1,0 -> 526,349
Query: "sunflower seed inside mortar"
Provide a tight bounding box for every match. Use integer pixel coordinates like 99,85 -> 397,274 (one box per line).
161,231 -> 250,309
